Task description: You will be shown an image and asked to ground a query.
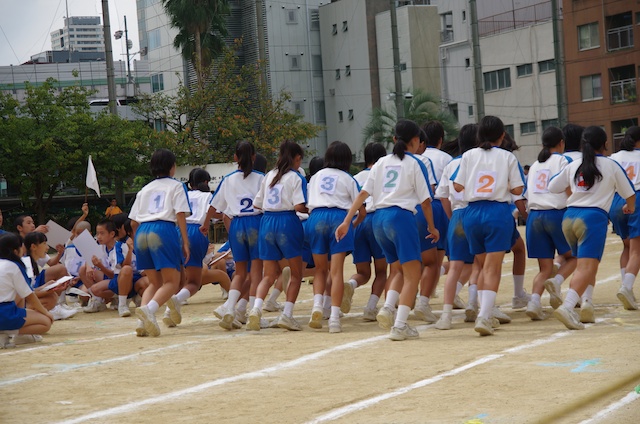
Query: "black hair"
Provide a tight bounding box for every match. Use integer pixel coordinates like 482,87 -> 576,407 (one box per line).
96,218 -> 117,236
393,119 -> 421,160
66,216 -> 80,231
0,233 -> 25,270
24,231 -> 48,273
575,126 -> 605,190
14,215 -> 29,230
562,123 -> 584,153
458,123 -> 479,155
324,141 -> 352,172
308,156 -> 325,182
477,116 -> 505,150
253,153 -> 267,173
363,142 -> 387,167
150,148 -> 176,177
423,121 -> 445,147
620,126 -> 640,151
271,140 -> 304,188
236,140 -> 256,178
419,129 -> 427,144
188,168 -> 211,192
111,213 -> 129,232
538,126 -> 564,163
501,131 -> 519,152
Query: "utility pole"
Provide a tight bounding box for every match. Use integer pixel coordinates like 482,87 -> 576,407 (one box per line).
469,0 -> 485,120
101,0 -> 117,116
124,15 -> 132,83
390,0 -> 403,119
65,0 -> 72,63
256,0 -> 268,88
551,0 -> 567,126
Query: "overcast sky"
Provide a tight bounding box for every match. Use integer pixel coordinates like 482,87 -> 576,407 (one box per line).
0,0 -> 139,66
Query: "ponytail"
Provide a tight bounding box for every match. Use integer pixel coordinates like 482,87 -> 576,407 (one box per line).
236,140 -> 256,178
393,119 -> 421,160
538,126 -> 564,163
477,116 -> 505,150
620,126 -> 640,151
574,126 -> 605,190
187,168 -> 211,192
271,140 -> 303,188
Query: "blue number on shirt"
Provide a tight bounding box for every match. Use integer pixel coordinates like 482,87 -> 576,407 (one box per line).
384,170 -> 399,189
320,176 -> 336,192
268,187 -> 281,205
240,198 -> 254,213
154,195 -> 162,210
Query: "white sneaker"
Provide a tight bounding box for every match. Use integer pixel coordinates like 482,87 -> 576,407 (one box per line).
162,308 -> 176,328
362,306 -> 378,322
133,294 -> 142,307
525,301 -> 546,321
219,307 -> 235,330
220,287 -> 229,300
413,303 -> 437,323
435,312 -> 452,330
0,331 -> 17,349
389,324 -> 419,341
118,304 -> 131,318
268,316 -> 281,328
453,295 -> 466,310
259,318 -> 271,329
554,305 -> 585,330
474,317 -> 494,336
492,306 -> 512,324
135,319 -> 148,337
328,318 -> 342,333
512,291 -> 531,309
281,266 -> 291,294
579,300 -> 595,323
277,314 -> 302,331
109,299 -> 118,311
341,282 -> 355,314
263,299 -> 283,312
52,304 -> 78,320
465,302 -> 478,322
135,305 -> 161,337
232,319 -> 243,329
213,305 -> 226,320
82,298 -> 106,314
544,279 -> 563,309
491,317 -> 501,329
166,295 -> 182,325
376,306 -> 395,330
246,307 -> 262,331
309,306 -> 323,329
12,334 -> 43,345
617,286 -> 638,310
235,309 -> 247,324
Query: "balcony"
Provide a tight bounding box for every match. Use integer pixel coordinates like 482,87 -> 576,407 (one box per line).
440,29 -> 454,43
610,78 -> 637,104
607,25 -> 634,51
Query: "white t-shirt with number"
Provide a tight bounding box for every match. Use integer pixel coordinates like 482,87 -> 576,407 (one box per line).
548,156 -> 635,212
421,147 -> 452,185
354,169 -> 376,213
307,168 -> 360,213
526,153 -> 571,210
254,169 -> 307,212
610,150 -> 640,191
210,170 -> 264,218
186,190 -> 214,225
453,147 -> 525,203
129,177 -> 191,223
414,154 -> 439,189
436,156 -> 467,211
362,153 -> 432,214
0,259 -> 33,302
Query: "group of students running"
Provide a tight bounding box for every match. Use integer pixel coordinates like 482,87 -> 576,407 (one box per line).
1,118 -> 639,346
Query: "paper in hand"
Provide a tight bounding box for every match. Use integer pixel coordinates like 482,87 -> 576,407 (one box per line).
39,275 -> 74,292
45,220 -> 71,249
73,230 -> 106,264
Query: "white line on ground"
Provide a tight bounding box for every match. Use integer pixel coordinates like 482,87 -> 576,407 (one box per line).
0,332 -> 132,357
577,391 -> 640,424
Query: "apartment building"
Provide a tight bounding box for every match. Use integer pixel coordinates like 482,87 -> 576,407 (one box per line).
51,16 -> 105,53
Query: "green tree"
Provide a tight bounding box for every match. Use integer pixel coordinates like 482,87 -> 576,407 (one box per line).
362,89 -> 459,149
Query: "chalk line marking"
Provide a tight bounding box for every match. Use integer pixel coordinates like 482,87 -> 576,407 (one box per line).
578,391 -> 640,424
0,332 -> 131,357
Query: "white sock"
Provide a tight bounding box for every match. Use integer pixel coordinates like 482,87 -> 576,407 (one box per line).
552,274 -> 565,286
147,300 -> 159,314
254,297 -> 264,311
531,293 -> 541,305
478,290 -> 496,320
267,288 -> 281,303
621,267 -> 626,280
553,261 -> 561,270
394,305 -> 411,327
249,296 -> 256,310
468,284 -> 478,305
283,301 -> 294,317
227,289 -> 242,310
323,295 -> 332,310
442,304 -> 453,313
313,294 -> 323,308
384,290 -> 400,310
513,275 -> 525,297
622,273 -> 636,290
118,295 -> 127,308
330,305 -> 340,320
176,288 -> 191,303
582,285 -> 594,302
563,289 -> 580,309
455,281 -> 463,295
348,278 -> 358,289
237,298 -> 248,313
367,294 -> 379,310
419,296 -> 430,307
440,265 -> 446,276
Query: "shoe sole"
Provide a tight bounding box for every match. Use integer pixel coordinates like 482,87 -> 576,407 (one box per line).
328,324 -> 342,333
579,308 -> 595,324
119,310 -> 131,318
309,309 -> 323,329
474,324 -> 493,336
544,280 -> 563,309
162,315 -> 177,328
526,309 -> 545,321
376,311 -> 394,330
135,308 -> 161,337
219,319 -> 234,330
553,309 -> 584,330
617,291 -> 638,310
246,314 -> 261,331
362,314 -> 377,322
435,321 -> 452,330
135,326 -> 148,337
166,297 -> 182,325
464,309 -> 477,323
414,310 -> 437,323
341,283 -> 354,314
213,308 -> 224,319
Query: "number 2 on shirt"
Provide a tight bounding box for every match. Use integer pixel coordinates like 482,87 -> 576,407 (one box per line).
383,166 -> 401,193
473,171 -> 497,197
267,184 -> 283,208
532,169 -> 551,194
238,194 -> 254,213
148,191 -> 166,214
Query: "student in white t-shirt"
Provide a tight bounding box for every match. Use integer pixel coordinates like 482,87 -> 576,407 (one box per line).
336,119 -> 439,341
549,126 -> 635,329
129,149 -> 191,337
562,123 -> 584,162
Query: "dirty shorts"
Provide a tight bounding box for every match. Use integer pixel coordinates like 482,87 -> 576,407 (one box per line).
135,221 -> 182,271
258,211 -> 304,261
373,206 -> 421,264
562,207 -> 608,261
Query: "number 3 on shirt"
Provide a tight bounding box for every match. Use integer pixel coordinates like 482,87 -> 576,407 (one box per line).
267,184 -> 283,208
319,175 -> 338,195
473,171 -> 497,197
532,169 -> 551,194
383,166 -> 401,193
148,191 -> 166,214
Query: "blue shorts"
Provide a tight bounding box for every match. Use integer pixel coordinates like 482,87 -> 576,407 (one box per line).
301,220 -> 315,267
33,270 -> 46,289
353,212 -> 385,264
228,214 -> 262,263
510,219 -> 521,249
0,301 -> 26,331
447,209 -> 474,264
562,207 -> 608,260
463,201 -> 514,254
609,194 -> 629,240
307,208 -> 354,256
526,209 -> 571,258
259,211 -> 304,261
373,207 -> 421,264
184,223 -> 209,268
415,205 -> 438,252
135,221 -> 182,271
432,199 -> 449,251
107,273 -> 143,298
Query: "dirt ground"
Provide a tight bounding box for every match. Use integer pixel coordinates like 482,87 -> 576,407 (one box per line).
1,227 -> 640,424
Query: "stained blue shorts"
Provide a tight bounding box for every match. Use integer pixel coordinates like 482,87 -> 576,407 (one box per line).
373,207 -> 421,264
135,221 -> 182,271
229,214 -> 262,263
353,212 -> 385,264
609,193 -> 629,240
526,209 -> 571,258
562,207 -> 608,260
447,208 -> 474,264
463,201 -> 514,255
307,208 -> 354,256
415,205 -> 438,252
259,211 -> 304,261
301,220 -> 315,267
183,223 -> 209,268
0,301 -> 26,331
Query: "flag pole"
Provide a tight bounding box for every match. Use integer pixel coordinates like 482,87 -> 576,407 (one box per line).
85,186 -> 88,203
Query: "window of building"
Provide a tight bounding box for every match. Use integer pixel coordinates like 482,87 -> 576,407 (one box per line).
517,63 -> 533,77
521,121 -> 536,134
505,124 -> 514,138
286,9 -> 298,24
338,111 -> 343,122
399,63 -> 407,71
335,69 -> 340,80
345,65 -> 351,76
465,58 -> 470,68
332,24 -> 337,35
148,29 -> 161,50
468,105 -> 473,117
342,20 -> 348,32
293,101 -> 304,115
462,10 -> 466,22
348,109 -> 354,121
154,118 -> 166,132
538,60 -> 555,73
636,11 -> 640,25
315,101 -> 326,123
151,73 -> 164,92
440,12 -> 453,43
483,68 -> 511,91
310,9 -> 320,31
578,22 -> 599,50
290,55 -> 301,71
580,74 -> 602,100
312,55 -> 322,77
541,119 -> 559,130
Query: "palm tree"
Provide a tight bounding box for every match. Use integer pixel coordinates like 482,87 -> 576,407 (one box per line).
162,0 -> 230,89
362,89 -> 459,149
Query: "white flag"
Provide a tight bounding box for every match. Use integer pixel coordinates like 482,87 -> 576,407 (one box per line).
86,155 -> 101,197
